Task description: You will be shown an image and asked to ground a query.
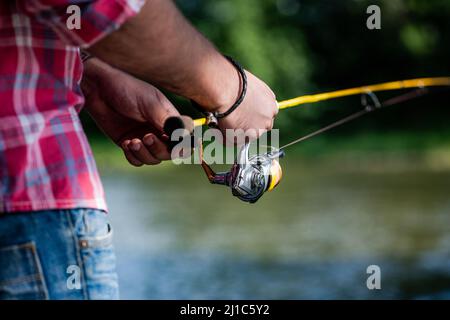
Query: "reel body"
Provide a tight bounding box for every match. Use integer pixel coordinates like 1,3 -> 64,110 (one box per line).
163,116 -> 284,204
202,143 -> 284,203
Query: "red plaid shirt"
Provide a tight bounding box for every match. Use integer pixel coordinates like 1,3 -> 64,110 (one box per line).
0,0 -> 144,213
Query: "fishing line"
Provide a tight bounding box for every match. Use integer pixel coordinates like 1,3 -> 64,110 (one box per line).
279,88 -> 429,150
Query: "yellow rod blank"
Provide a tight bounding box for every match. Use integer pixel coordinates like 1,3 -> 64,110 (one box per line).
193,118 -> 207,127
277,77 -> 450,110
193,77 -> 450,127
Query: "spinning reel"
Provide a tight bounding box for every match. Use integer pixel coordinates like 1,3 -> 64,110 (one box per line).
163,77 -> 445,204
200,142 -> 284,203
164,116 -> 284,204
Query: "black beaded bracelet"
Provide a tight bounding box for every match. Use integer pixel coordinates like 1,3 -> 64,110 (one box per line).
193,55 -> 247,127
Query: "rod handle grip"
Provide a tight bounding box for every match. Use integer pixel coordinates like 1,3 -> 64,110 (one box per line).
163,116 -> 195,151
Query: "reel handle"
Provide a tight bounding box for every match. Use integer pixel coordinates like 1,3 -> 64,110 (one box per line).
163,116 -> 195,150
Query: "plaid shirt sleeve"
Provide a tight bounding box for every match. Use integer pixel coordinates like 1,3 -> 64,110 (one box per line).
15,0 -> 145,47
0,1 -> 144,213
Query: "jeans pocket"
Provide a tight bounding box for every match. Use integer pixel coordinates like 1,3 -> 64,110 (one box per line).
74,210 -> 119,300
79,222 -> 114,249
0,242 -> 48,300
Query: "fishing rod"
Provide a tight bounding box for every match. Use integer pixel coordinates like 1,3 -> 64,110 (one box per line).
192,77 -> 450,127
165,77 -> 450,203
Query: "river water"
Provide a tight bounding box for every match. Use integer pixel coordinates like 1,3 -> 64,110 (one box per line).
102,157 -> 450,299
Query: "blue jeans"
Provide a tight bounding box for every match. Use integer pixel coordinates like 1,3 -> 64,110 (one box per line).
0,209 -> 119,300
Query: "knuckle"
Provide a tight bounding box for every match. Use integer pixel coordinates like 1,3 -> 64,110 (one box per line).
155,91 -> 172,110
273,102 -> 279,114
251,132 -> 260,141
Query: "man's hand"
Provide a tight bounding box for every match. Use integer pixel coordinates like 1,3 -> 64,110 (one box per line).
89,0 -> 278,142
82,58 -> 180,167
213,69 -> 279,142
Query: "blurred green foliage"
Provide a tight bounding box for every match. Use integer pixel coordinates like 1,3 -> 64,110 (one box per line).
83,0 -> 450,149
176,0 -> 450,136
